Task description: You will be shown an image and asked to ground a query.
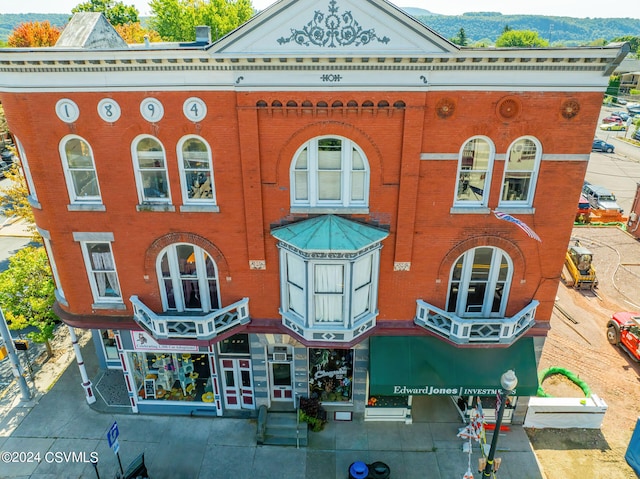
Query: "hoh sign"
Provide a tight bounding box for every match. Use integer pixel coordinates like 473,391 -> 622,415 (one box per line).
107,421 -> 120,454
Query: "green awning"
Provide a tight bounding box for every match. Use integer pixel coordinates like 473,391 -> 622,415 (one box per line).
369,336 -> 539,396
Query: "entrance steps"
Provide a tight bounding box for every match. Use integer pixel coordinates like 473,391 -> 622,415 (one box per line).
256,406 -> 307,447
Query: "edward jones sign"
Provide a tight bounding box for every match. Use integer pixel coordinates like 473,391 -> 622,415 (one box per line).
392,385 -> 505,396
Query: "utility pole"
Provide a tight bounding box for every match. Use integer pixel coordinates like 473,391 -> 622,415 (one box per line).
0,307 -> 31,401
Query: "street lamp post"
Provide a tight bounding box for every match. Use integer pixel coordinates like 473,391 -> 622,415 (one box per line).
482,370 -> 518,478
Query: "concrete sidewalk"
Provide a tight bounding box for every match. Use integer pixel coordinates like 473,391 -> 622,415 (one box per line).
0,336 -> 545,479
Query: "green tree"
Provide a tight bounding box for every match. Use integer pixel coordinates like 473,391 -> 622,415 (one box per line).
496,29 -> 549,48
450,27 -> 468,46
72,0 -> 139,26
610,35 -> 640,55
0,247 -> 57,357
149,0 -> 254,42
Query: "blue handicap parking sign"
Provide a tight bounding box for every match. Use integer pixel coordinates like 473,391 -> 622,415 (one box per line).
107,421 -> 119,448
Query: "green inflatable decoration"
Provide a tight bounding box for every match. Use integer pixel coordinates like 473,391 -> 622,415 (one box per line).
537,366 -> 591,398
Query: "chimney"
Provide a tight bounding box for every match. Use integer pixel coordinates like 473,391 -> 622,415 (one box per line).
195,26 -> 211,44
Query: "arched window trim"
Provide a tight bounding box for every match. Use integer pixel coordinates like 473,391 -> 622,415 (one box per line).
59,134 -> 102,204
453,135 -> 495,208
176,135 -> 216,206
156,243 -> 221,313
446,246 -> 513,318
289,135 -> 370,210
499,136 -> 543,208
131,134 -> 171,205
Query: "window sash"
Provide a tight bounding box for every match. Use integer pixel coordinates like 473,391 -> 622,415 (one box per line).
84,242 -> 121,301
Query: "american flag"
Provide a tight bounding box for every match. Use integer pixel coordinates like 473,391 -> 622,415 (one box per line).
493,211 -> 542,242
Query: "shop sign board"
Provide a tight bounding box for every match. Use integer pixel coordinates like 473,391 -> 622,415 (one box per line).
390,385 -> 510,396
131,331 -> 198,352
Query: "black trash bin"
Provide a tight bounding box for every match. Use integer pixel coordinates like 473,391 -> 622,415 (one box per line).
348,461 -> 369,479
368,461 -> 390,479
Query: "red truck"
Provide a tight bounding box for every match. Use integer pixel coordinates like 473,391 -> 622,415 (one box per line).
607,312 -> 640,361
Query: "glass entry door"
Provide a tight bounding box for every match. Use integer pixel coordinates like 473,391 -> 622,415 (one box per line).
220,358 -> 254,410
269,362 -> 293,402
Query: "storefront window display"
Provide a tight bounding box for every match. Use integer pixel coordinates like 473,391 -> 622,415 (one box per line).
309,348 -> 353,403
100,329 -> 119,361
129,351 -> 213,403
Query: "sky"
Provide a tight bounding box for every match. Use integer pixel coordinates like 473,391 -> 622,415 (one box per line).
0,0 -> 639,19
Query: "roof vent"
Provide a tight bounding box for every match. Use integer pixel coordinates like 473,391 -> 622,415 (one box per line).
195,26 -> 211,44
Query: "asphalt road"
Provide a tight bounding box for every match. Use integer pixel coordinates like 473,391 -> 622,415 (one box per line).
587,106 -> 640,214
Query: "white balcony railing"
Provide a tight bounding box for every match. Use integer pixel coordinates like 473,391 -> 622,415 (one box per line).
414,299 -> 539,345
130,295 -> 250,341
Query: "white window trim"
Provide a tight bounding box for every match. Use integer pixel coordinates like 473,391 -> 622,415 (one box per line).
59,134 -> 103,205
280,248 -> 381,330
37,228 -> 67,307
15,137 -> 40,208
453,136 -> 495,208
498,136 -> 542,208
78,240 -> 123,305
177,135 -> 217,206
290,136 -> 370,210
447,247 -> 513,318
156,243 -> 221,313
131,134 -> 172,205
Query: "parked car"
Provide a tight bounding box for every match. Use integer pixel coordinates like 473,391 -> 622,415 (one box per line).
607,312 -> 640,361
0,148 -> 15,163
582,181 -> 623,212
627,103 -> 640,115
592,139 -> 614,153
599,123 -> 626,131
634,130 -> 640,141
612,111 -> 630,121
602,116 -> 623,124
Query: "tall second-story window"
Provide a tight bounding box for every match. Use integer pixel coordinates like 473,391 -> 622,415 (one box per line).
132,136 -> 170,204
60,135 -> 101,204
291,136 -> 369,211
454,137 -> 494,208
447,246 -> 512,318
499,137 -> 542,208
177,136 -> 216,205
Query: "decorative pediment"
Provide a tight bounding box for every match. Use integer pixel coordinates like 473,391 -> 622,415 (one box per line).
211,0 -> 457,55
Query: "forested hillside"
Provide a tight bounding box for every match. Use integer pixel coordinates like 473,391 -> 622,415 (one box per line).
0,10 -> 638,45
415,12 -> 640,46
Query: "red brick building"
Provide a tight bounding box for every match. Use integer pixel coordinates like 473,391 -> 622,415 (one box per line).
0,1 -> 628,423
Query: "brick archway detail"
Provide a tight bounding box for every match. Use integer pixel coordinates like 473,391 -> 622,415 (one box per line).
144,232 -> 231,279
437,235 -> 526,282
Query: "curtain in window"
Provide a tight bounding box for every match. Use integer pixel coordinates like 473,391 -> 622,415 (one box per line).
314,264 -> 343,322
287,255 -> 305,315
90,248 -> 121,298
352,256 -> 372,317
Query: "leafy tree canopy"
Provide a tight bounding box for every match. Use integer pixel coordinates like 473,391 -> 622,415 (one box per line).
450,27 -> 468,46
610,35 -> 640,54
495,29 -> 549,47
115,22 -> 162,43
0,163 -> 37,237
0,247 -> 57,356
148,0 -> 254,42
72,0 -> 139,26
7,21 -> 61,47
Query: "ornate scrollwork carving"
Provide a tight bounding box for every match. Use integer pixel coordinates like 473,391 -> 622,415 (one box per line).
277,0 -> 390,48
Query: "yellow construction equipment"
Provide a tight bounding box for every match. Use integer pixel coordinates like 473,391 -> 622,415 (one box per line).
562,240 -> 598,290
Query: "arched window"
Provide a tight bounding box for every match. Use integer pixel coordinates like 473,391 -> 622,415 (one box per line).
447,247 -> 512,318
177,136 -> 216,205
290,136 -> 369,210
60,135 -> 101,204
500,136 -> 542,207
454,137 -> 494,207
157,243 -> 220,312
132,135 -> 170,203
